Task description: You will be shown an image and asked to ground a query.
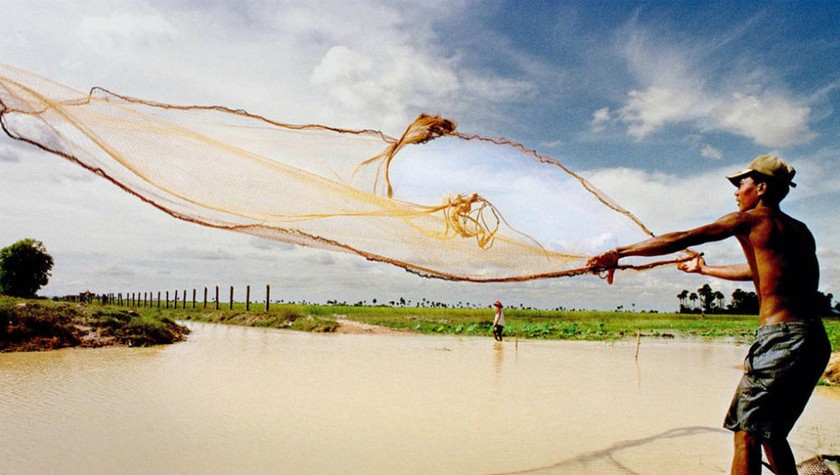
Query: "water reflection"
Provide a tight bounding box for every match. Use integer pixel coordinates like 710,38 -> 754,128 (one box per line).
1,322 -> 837,475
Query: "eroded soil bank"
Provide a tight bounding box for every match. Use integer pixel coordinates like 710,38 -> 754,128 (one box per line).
0,299 -> 189,352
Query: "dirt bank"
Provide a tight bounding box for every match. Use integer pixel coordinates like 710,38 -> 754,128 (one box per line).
335,318 -> 411,335
1,300 -> 189,352
826,352 -> 840,385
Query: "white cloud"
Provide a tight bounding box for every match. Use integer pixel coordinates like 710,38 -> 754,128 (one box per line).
618,87 -> 706,139
709,92 -> 815,147
700,144 -> 723,160
611,20 -> 816,148
76,12 -> 178,50
590,107 -> 610,133
584,166 -> 735,234
311,46 -> 374,85
0,143 -> 20,162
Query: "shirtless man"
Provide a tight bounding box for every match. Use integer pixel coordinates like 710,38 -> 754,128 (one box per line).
587,155 -> 831,475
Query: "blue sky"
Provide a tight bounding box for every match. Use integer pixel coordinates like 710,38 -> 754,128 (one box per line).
1,1 -> 839,311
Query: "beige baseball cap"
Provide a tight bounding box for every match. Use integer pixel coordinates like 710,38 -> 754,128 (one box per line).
726,154 -> 796,188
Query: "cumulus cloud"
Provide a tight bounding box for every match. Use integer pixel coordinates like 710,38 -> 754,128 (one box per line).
618,86 -> 706,139
611,20 -> 816,148
584,165 -> 735,233
309,42 -> 462,126
709,92 -> 815,147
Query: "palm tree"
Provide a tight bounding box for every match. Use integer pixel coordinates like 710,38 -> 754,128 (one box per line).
697,284 -> 715,313
714,291 -> 725,311
677,290 -> 689,310
689,292 -> 698,310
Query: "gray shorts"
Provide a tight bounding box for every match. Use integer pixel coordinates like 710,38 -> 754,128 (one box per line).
724,319 -> 831,440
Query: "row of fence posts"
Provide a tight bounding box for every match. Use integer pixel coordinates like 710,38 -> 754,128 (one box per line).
101,285 -> 272,311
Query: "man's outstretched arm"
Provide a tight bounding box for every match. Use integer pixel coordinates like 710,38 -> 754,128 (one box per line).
587,212 -> 748,277
677,255 -> 752,281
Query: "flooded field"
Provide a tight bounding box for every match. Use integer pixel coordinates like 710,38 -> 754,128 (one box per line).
1,321 -> 838,474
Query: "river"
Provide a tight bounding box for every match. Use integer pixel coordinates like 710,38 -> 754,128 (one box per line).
1,321 -> 838,474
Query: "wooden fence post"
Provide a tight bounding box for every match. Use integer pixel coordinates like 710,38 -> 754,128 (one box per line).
203,287 -> 208,309
265,284 -> 270,312
215,286 -> 219,310
182,290 -> 186,309
157,291 -> 161,309
174,290 -> 179,309
246,285 -> 250,311
229,286 -> 234,310
166,291 -> 170,309
192,289 -> 196,309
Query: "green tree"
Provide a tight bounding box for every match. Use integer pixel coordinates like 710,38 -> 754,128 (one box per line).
815,291 -> 835,316
689,292 -> 698,311
729,288 -> 759,315
0,239 -> 54,298
697,283 -> 716,313
714,291 -> 725,310
677,289 -> 689,312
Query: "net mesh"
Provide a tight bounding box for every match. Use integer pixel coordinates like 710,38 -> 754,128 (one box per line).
0,64 -> 688,282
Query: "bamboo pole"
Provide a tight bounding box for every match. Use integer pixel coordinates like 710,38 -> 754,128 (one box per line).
634,330 -> 641,360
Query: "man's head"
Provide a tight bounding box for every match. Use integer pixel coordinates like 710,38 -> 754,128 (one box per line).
493,300 -> 502,309
726,155 -> 795,205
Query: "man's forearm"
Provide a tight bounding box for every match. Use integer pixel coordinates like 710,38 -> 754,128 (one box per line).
615,231 -> 695,258
696,263 -> 752,281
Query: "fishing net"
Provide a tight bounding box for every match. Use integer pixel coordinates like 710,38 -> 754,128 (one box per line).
0,64 -> 688,282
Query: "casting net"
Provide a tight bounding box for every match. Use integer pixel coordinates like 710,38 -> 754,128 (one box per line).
0,64 -> 686,282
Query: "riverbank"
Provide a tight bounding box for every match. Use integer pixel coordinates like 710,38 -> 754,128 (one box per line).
0,297 -> 189,352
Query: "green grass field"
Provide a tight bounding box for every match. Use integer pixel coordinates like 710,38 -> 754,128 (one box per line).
133,301 -> 840,351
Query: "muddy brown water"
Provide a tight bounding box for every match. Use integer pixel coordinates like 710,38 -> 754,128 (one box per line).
1,321 -> 838,474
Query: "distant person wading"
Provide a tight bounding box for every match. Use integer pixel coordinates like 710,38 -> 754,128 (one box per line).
493,301 -> 505,341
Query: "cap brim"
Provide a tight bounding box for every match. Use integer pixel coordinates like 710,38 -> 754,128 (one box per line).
726,169 -> 751,186
725,169 -> 797,188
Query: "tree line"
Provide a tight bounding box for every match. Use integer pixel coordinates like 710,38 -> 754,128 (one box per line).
677,283 -> 838,315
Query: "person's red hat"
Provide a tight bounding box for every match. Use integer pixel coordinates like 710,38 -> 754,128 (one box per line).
493,300 -> 502,307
